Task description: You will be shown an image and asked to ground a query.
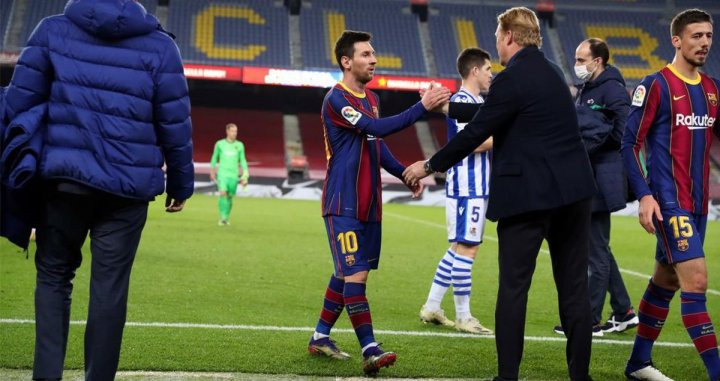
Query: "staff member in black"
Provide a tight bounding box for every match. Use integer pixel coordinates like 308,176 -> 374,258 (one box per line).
404,7 -> 596,381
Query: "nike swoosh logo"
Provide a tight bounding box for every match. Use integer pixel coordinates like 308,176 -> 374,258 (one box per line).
673,95 -> 686,101
687,126 -> 710,130
702,325 -> 713,330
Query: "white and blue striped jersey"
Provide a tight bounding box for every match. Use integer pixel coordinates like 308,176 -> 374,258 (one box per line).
445,88 -> 491,198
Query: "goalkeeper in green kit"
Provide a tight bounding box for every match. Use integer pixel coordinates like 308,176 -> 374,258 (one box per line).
210,123 -> 249,225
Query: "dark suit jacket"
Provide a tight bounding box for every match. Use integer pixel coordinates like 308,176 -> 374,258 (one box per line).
429,46 -> 596,221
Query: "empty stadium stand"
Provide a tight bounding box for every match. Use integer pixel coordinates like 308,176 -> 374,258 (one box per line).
555,0 -> 667,6
428,115 -> 449,149
428,2 -> 559,78
166,0 -> 290,68
300,0 -> 427,76
0,0 -> 13,51
555,8 -> 678,86
191,107 -> 286,171
381,125 -> 425,167
297,112 -> 328,179
11,0 -> 157,50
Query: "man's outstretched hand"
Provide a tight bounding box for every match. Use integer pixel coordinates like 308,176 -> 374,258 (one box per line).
406,179 -> 425,198
420,82 -> 450,114
403,160 -> 431,188
421,84 -> 451,112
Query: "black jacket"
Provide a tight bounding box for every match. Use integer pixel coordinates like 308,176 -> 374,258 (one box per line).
575,65 -> 631,212
429,46 -> 596,221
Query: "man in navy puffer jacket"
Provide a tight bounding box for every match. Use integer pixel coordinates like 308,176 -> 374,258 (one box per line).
3,0 -> 193,379
568,38 -> 637,336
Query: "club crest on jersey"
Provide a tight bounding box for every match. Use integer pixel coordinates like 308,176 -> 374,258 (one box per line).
341,106 -> 362,125
345,254 -> 355,266
632,85 -> 646,107
677,239 -> 689,252
709,93 -> 718,106
470,227 -> 477,235
372,106 -> 379,118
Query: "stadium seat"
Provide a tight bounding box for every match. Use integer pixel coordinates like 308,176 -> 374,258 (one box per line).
297,113 -> 328,179
555,8 -> 678,87
167,0 -> 290,67
0,0 -> 13,51
554,0 -> 669,6
428,2 -> 560,78
381,125 -> 425,168
300,0 -> 427,76
427,115 -> 448,149
14,0 -> 157,50
191,107 -> 286,171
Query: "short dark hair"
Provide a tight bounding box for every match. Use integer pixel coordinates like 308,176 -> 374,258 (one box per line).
456,47 -> 491,79
334,30 -> 372,71
671,9 -> 713,37
584,38 -> 609,67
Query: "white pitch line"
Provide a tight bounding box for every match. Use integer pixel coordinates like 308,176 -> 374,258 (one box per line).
0,318 -> 695,348
384,212 -> 720,297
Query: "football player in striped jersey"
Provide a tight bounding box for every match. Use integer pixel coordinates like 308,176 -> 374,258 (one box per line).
420,48 -> 494,335
621,9 -> 719,381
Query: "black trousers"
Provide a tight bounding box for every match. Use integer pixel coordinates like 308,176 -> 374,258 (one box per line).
32,187 -> 148,381
495,198 -> 592,381
588,211 -> 632,325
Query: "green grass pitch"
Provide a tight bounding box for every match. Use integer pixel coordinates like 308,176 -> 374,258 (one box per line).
1,195 -> 718,380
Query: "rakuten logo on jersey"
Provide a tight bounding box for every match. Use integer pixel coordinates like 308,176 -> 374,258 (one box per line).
675,113 -> 715,130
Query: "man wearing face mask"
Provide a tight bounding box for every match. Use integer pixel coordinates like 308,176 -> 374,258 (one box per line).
552,38 -> 638,338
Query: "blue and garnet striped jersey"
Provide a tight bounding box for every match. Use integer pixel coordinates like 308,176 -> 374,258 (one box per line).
321,82 -> 427,222
621,64 -> 719,215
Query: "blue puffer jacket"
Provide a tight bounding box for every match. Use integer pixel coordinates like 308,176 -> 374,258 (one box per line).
4,0 -> 193,201
575,65 -> 631,213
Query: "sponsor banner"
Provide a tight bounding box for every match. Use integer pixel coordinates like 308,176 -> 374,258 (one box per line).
242,66 -> 458,92
367,75 -> 457,92
243,67 -> 341,87
183,64 -> 243,81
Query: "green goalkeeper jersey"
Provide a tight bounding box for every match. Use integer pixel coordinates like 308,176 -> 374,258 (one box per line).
211,139 -> 249,180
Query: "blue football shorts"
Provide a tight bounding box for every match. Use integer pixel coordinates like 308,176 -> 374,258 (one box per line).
323,215 -> 381,277
653,207 -> 706,264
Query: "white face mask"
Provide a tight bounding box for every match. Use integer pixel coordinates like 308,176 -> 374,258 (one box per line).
574,60 -> 597,82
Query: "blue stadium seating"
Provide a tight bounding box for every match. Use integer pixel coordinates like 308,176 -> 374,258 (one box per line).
0,0 -> 13,51
687,0 -> 720,11
554,8 -> 720,86
17,0 -> 67,49
300,0 -> 427,76
167,0 -> 290,68
15,0 -> 157,50
554,0 -> 666,6
428,2 -> 559,78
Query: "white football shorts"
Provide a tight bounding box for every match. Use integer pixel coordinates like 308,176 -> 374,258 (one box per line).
445,196 -> 487,245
